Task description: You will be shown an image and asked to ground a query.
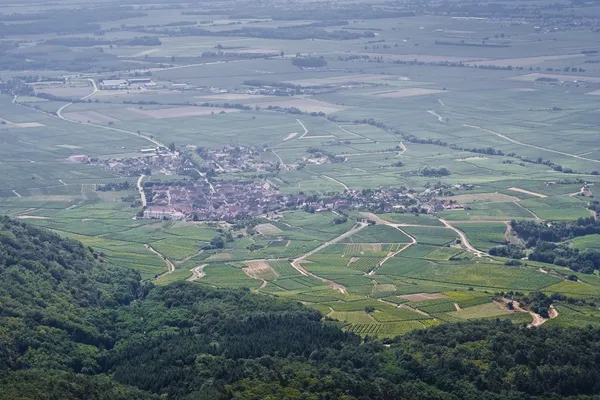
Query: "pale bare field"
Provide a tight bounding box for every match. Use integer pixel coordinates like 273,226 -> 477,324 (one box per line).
586,89 -> 600,95
14,122 -> 45,128
37,86 -> 92,98
16,215 -> 49,220
243,261 -> 279,280
283,132 -> 298,141
195,93 -> 270,101
455,156 -> 488,161
347,256 -> 360,265
508,187 -> 547,198
254,98 -> 347,114
63,111 -> 120,124
373,283 -> 396,293
0,118 -> 45,128
128,106 -> 241,119
131,48 -> 161,58
398,293 -> 449,301
466,54 -> 585,68
372,88 -> 446,98
445,192 -> 519,203
358,53 -> 485,63
255,223 -> 284,234
513,88 -> 537,92
235,48 -> 280,54
206,252 -> 232,261
56,144 -> 82,149
510,73 -> 600,83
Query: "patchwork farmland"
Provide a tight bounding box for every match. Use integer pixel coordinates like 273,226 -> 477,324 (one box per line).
1,0 -> 600,338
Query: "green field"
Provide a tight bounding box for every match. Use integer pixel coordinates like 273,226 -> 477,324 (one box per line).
1,0 -> 600,335
342,225 -> 411,243
402,226 -> 458,246
453,222 -> 508,252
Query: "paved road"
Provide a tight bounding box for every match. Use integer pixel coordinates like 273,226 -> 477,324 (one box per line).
56,103 -> 169,150
296,118 -> 309,138
464,124 -> 600,165
81,78 -> 98,100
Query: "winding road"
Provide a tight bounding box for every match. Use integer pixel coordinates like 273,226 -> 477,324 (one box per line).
56,103 -> 169,150
187,264 -> 208,281
54,80 -> 171,151
145,244 -> 174,275
439,218 -> 487,257
80,78 -> 98,100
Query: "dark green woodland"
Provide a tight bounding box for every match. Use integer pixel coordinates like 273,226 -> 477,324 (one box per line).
1,216 -> 600,400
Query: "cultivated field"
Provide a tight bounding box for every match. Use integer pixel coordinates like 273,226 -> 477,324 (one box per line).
1,0 -> 600,336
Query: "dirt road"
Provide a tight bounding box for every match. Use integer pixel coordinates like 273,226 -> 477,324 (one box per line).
291,222 -> 368,293
145,244 -> 174,275
357,212 -> 418,275
427,110 -> 444,122
496,298 -> 559,327
369,230 -> 416,275
321,174 -> 349,190
187,264 -> 208,281
439,219 -> 487,257
512,201 -> 543,221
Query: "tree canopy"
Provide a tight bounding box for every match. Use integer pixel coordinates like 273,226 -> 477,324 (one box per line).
2,217 -> 600,399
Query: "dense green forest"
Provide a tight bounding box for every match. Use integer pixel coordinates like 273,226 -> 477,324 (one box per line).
497,218 -> 600,273
2,216 -> 600,399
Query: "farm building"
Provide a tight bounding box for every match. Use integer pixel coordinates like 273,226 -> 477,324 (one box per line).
127,78 -> 152,84
100,79 -> 128,90
143,205 -> 185,220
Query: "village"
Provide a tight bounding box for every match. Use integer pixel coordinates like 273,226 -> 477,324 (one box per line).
69,142 -> 466,221
141,181 -> 464,221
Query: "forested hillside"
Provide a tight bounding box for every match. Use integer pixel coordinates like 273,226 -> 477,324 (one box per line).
2,217 -> 600,400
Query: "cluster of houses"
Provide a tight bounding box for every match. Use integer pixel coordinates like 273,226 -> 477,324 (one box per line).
89,151 -> 185,177
141,182 -> 465,221
195,145 -> 282,173
142,180 -> 283,221
100,78 -> 157,90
